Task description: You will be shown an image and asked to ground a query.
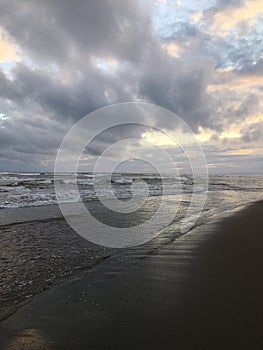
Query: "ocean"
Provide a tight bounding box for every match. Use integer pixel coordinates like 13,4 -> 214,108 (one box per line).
1,172 -> 263,210
0,172 -> 263,320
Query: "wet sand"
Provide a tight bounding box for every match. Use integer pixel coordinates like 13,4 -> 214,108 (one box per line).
0,198 -> 170,322
0,201 -> 263,349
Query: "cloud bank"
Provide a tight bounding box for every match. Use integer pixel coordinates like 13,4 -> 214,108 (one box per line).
0,0 -> 262,173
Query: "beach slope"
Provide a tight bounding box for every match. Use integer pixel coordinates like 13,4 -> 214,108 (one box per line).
0,201 -> 263,349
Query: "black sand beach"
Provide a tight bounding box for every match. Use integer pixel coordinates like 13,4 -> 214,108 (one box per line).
0,201 -> 263,349
1,0 -> 263,348
0,198 -> 173,322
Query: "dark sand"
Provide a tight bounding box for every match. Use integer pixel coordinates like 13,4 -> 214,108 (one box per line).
0,198 -> 172,321
0,201 -> 263,349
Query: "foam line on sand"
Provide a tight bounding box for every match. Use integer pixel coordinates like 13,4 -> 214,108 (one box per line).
1,201 -> 263,349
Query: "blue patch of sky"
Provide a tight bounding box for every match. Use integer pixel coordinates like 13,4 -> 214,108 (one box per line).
0,61 -> 16,72
216,14 -> 263,70
152,0 -> 213,38
152,0 -> 263,72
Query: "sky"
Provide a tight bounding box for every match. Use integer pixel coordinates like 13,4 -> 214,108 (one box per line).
0,0 -> 262,174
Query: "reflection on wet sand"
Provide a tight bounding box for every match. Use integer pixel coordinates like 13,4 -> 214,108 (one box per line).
4,328 -> 51,350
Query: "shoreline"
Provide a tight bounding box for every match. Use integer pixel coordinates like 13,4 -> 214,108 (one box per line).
1,200 -> 263,348
0,200 -> 260,324
0,198 -> 254,323
0,193 -> 258,227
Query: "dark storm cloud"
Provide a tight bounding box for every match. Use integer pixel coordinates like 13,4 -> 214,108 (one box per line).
0,0 -> 256,130
0,63 -> 135,120
0,69 -> 22,101
0,0 -> 219,137
138,52 -> 216,132
0,0 -> 262,171
0,113 -> 68,169
0,0 -> 147,126
85,124 -> 150,156
0,0 -> 152,64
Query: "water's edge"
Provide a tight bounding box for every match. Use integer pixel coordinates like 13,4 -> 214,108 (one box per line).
0,200 -> 255,323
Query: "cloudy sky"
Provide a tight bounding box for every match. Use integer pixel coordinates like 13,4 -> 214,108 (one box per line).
0,0 -> 262,173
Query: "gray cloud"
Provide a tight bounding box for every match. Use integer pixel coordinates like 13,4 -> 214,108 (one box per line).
214,0 -> 245,10
0,112 -> 68,170
0,0 -> 153,65
0,0 -> 262,171
138,52 -> 216,131
238,59 -> 263,76
241,123 -> 263,143
0,63 -> 136,120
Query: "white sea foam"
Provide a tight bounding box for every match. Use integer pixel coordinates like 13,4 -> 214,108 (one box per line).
17,173 -> 41,176
112,177 -> 133,184
0,174 -> 262,209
